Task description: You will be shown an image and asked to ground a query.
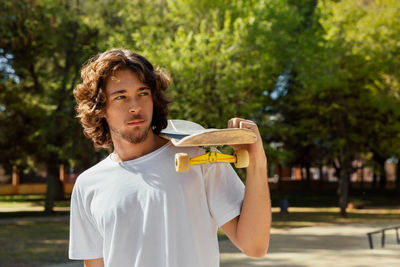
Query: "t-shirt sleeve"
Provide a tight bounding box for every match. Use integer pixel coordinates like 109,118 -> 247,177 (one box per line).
69,183 -> 103,260
204,163 -> 245,227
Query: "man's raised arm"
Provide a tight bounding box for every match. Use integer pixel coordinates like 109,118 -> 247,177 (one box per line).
220,118 -> 271,258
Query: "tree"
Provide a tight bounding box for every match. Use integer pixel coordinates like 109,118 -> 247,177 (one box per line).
318,0 -> 400,193
296,0 -> 400,215
271,0 -> 400,216
0,0 -> 103,213
2,0 -> 399,215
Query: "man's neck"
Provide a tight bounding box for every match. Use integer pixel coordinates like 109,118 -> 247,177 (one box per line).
111,131 -> 168,162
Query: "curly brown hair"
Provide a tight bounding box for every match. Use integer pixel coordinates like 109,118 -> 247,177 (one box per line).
74,49 -> 171,149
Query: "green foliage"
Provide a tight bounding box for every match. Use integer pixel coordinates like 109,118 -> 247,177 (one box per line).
0,0 -> 399,208
271,0 -> 400,169
0,0 -> 103,170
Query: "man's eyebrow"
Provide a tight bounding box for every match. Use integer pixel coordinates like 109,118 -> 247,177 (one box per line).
109,87 -> 150,96
137,86 -> 151,91
109,89 -> 127,96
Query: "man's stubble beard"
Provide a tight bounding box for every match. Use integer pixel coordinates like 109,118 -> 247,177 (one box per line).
109,123 -> 152,144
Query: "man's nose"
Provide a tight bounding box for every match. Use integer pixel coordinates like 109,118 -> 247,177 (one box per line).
128,100 -> 141,113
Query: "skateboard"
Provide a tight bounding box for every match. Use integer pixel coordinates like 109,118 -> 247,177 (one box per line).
160,120 -> 257,172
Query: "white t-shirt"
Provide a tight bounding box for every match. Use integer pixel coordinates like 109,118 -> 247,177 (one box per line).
69,141 -> 245,267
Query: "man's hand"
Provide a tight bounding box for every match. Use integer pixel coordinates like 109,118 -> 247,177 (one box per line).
228,118 -> 267,169
221,118 -> 271,258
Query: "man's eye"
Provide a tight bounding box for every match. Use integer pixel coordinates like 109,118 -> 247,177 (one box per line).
139,92 -> 150,96
114,95 -> 126,100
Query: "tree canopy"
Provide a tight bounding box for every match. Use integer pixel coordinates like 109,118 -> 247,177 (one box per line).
1,0 -> 399,215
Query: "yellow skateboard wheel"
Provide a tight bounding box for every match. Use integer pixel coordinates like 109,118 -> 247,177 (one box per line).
234,150 -> 249,168
175,153 -> 190,172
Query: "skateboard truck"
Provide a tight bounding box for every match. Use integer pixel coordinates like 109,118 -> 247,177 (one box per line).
161,120 -> 256,172
175,146 -> 249,172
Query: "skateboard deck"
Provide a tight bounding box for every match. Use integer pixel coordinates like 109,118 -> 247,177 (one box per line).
160,120 -> 257,147
161,120 -> 257,172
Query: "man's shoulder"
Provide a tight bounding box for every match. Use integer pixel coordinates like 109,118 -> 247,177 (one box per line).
75,155 -> 112,185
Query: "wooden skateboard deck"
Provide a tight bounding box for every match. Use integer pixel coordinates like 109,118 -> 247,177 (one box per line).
160,120 -> 257,172
160,120 -> 257,147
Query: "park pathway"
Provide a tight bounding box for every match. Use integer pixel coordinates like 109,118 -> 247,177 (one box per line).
45,222 -> 400,267
219,222 -> 400,267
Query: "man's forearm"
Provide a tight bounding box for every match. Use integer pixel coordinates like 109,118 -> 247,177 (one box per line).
222,118 -> 272,257
236,160 -> 271,257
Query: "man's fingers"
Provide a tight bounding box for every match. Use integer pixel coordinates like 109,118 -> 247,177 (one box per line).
228,118 -> 257,130
239,121 -> 257,130
228,118 -> 248,128
228,118 -> 239,128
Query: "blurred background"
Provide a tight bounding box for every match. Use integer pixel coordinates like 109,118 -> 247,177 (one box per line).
0,0 -> 399,266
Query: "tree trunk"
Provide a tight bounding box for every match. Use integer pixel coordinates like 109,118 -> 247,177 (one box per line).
337,164 -> 350,217
305,165 -> 311,183
300,165 -> 304,181
45,158 -> 64,214
45,172 -> 56,215
304,163 -> 311,189
360,163 -> 364,190
372,169 -> 377,190
277,164 -> 282,190
396,161 -> 400,193
319,165 -> 324,190
379,160 -> 387,190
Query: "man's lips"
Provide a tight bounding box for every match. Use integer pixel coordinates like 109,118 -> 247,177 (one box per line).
127,119 -> 145,126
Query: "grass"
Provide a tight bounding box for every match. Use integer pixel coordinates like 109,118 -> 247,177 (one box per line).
0,195 -> 71,215
0,196 -> 72,266
0,195 -> 45,202
0,220 -> 71,267
0,195 -> 71,207
271,207 -> 400,228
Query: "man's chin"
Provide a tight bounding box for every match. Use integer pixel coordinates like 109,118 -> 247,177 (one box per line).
122,128 -> 151,144
125,135 -> 148,144
110,124 -> 152,145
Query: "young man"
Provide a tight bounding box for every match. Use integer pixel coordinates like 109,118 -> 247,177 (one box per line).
69,49 -> 271,267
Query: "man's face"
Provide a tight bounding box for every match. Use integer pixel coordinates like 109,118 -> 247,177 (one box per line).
104,69 -> 154,144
